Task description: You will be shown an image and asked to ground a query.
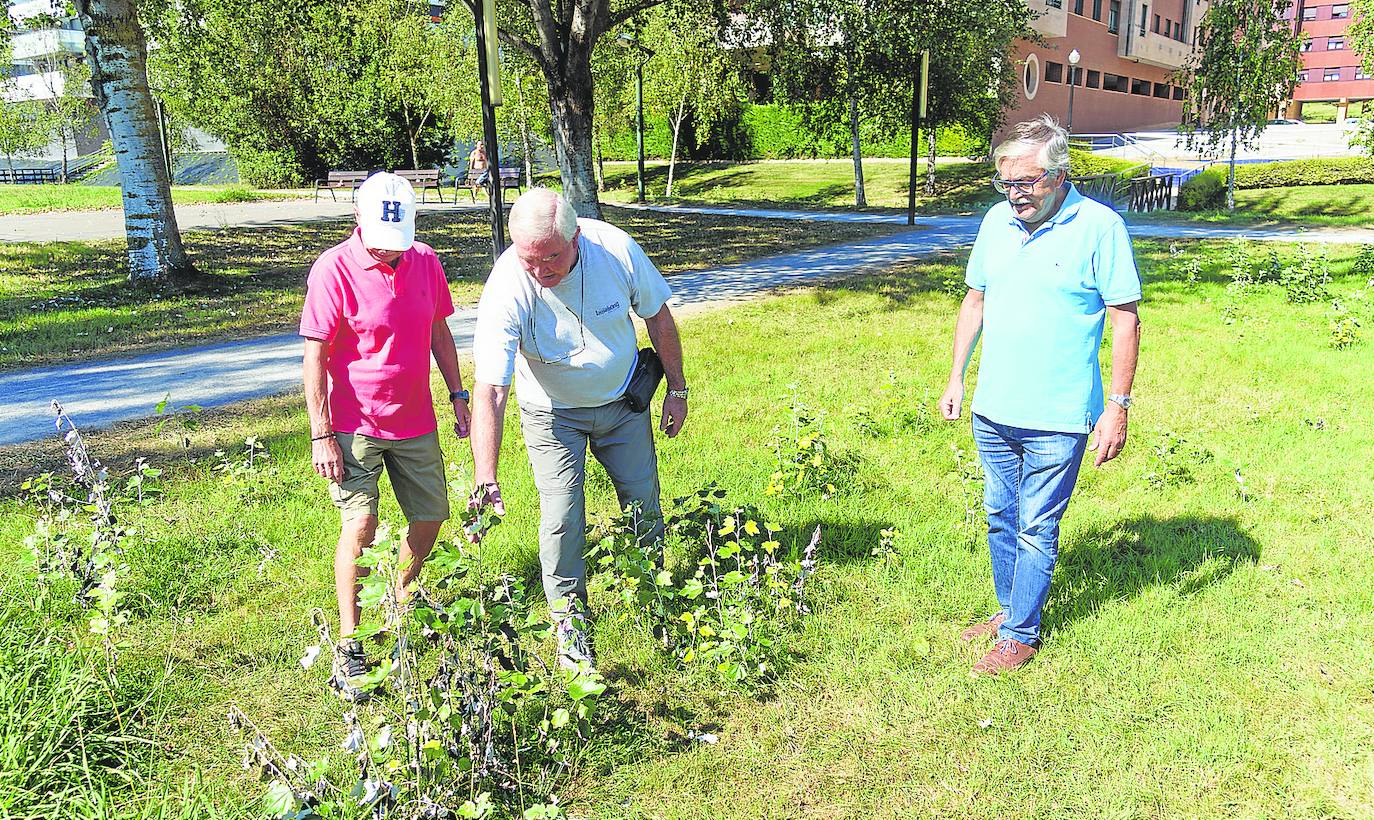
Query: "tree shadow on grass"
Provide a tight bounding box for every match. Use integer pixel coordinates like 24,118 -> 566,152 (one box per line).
1042,514 -> 1261,637
809,251 -> 969,311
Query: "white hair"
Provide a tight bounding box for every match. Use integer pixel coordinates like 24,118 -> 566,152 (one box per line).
992,114 -> 1071,177
509,188 -> 578,244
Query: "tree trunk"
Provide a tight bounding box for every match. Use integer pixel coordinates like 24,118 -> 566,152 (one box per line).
515,71 -> 534,186
546,72 -> 601,219
667,95 -> 686,198
74,0 -> 191,281
848,94 -> 866,208
925,126 -> 937,196
1226,127 -> 1238,211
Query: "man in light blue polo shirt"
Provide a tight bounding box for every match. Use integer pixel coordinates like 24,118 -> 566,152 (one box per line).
938,115 -> 1142,676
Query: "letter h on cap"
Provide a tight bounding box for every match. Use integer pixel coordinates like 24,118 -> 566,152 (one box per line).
381,200 -> 404,223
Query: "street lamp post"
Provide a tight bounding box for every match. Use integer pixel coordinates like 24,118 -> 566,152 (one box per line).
618,33 -> 655,203
1066,48 -> 1081,135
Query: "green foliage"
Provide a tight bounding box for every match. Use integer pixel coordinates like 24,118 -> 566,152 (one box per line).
1144,432 -> 1215,489
1179,167 -> 1228,211
589,488 -> 823,685
1234,156 -> 1374,188
1279,244 -> 1331,304
766,395 -> 859,500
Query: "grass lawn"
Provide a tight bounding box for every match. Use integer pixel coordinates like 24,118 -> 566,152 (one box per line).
0,206 -> 902,371
2,238 -> 1373,817
0,184 -> 294,215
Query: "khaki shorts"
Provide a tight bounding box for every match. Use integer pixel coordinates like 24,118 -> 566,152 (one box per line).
330,430 -> 450,522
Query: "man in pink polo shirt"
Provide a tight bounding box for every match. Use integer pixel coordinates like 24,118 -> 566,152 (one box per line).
300,172 -> 470,701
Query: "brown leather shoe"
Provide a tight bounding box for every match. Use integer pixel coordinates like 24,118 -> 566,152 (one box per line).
959,612 -> 1007,642
970,639 -> 1037,676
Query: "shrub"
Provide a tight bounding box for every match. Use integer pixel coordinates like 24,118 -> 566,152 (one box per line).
208,185 -> 259,203
1179,167 -> 1227,211
1231,156 -> 1374,189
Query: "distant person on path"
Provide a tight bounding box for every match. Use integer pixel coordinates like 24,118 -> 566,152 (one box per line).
300,172 -> 471,700
469,140 -> 491,190
938,115 -> 1142,676
468,188 -> 689,671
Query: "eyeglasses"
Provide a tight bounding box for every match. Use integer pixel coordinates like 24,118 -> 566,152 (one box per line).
991,170 -> 1052,195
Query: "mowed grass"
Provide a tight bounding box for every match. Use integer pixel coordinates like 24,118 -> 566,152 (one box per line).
2,238 -> 1374,817
0,206 -> 902,371
0,183 -> 287,215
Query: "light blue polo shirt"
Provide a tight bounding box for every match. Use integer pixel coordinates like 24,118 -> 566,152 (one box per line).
965,184 -> 1141,434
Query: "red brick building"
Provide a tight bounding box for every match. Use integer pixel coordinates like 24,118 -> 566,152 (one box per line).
1284,1 -> 1372,121
1003,0 -> 1208,135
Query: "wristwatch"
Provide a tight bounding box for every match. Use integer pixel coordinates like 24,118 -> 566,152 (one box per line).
1108,393 -> 1133,410
450,389 -> 470,402
667,387 -> 689,400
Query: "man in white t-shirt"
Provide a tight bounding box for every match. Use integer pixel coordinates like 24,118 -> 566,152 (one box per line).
469,189 -> 688,670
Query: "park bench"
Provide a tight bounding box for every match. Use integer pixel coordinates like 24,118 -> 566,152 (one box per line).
0,167 -> 60,184
313,170 -> 370,202
460,166 -> 523,201
394,168 -> 445,203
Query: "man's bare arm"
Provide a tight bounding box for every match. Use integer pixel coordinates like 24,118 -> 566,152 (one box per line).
469,381 -> 510,513
1090,302 -> 1141,467
431,319 -> 470,438
304,338 -> 343,483
939,289 -> 985,420
645,304 -> 688,437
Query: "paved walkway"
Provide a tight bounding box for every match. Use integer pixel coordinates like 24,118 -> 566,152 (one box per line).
4,201 -> 1369,446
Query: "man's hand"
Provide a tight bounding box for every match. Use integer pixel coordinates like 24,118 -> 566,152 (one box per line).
1088,403 -> 1128,467
468,481 -> 505,516
661,394 -> 687,437
453,397 -> 471,439
938,379 -> 965,421
312,436 -> 344,484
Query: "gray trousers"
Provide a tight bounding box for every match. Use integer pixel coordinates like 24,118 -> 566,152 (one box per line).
519,400 -> 664,607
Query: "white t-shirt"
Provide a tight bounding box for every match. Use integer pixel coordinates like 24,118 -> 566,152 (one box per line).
472,218 -> 673,409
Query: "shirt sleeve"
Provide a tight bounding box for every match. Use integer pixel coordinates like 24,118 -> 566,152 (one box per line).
472,269 -> 522,387
1093,218 -> 1143,306
964,212 -> 995,292
431,253 -> 455,321
623,234 -> 672,318
299,260 -> 342,342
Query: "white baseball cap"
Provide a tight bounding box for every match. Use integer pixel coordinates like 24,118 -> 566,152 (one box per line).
355,172 -> 417,251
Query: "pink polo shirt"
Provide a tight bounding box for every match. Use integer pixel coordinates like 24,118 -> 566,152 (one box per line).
300,228 -> 454,440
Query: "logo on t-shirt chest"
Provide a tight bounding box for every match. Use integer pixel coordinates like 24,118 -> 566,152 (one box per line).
594,300 -> 622,317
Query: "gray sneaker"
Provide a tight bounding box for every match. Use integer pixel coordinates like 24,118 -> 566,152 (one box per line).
330,638 -> 372,703
555,613 -> 595,673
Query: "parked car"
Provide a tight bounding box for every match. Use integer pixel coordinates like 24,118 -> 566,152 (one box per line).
1266,118 -> 1305,126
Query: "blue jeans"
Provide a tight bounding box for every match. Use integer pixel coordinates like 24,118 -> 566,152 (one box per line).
971,413 -> 1088,647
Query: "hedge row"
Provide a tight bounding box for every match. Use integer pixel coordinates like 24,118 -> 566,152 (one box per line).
1177,156 -> 1374,211
600,103 -> 989,162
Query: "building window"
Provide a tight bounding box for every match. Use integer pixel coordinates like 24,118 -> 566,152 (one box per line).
1356,68 -> 1371,80
1302,5 -> 1317,19
1326,68 -> 1343,81
1092,0 -> 1103,20
1074,0 -> 1085,13
1108,0 -> 1121,32
1300,39 -> 1313,51
1087,69 -> 1102,88
1297,70 -> 1308,82
1153,82 -> 1170,98
1045,61 -> 1064,83
1131,77 -> 1151,95
1046,0 -> 1063,8
1139,3 -> 1149,36
1024,54 -> 1041,100
1152,13 -> 1161,32
1103,72 -> 1128,92
1333,4 -> 1350,18
1329,36 -> 1345,50
1172,86 -> 1185,100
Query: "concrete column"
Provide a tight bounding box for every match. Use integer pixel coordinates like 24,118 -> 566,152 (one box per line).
1337,98 -> 1350,124
1285,99 -> 1302,120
